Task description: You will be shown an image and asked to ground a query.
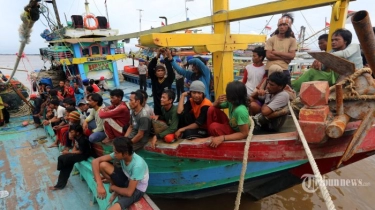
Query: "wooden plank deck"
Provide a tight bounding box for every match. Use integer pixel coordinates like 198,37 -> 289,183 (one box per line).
0,123 -> 98,210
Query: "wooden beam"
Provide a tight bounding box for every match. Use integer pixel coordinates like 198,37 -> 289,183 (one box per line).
139,33 -> 266,48
59,54 -> 126,65
51,0 -> 344,43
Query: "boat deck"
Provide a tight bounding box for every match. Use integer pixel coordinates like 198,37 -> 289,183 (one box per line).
0,116 -> 99,210
0,79 -> 295,209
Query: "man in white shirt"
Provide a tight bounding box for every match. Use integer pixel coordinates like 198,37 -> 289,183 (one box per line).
82,93 -> 106,143
43,99 -> 65,126
137,59 -> 148,92
242,46 -> 266,97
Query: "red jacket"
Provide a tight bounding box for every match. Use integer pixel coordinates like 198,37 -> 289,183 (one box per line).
98,102 -> 130,127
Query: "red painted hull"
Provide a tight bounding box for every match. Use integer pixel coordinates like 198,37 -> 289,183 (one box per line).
144,121 -> 375,164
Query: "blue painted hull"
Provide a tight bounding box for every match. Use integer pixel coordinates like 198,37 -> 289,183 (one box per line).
135,150 -> 307,199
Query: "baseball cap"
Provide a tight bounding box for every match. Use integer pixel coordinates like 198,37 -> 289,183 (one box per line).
78,100 -> 87,106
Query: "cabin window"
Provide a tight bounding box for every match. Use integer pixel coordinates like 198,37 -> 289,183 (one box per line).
102,46 -> 109,55
82,48 -> 90,56
91,46 -> 100,55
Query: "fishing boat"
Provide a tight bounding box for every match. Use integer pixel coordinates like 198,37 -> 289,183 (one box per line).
0,1 -> 158,209
80,0 -> 375,201
2,0 -> 375,209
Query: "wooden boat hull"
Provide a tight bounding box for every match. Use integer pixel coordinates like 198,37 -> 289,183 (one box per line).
89,118 -> 375,199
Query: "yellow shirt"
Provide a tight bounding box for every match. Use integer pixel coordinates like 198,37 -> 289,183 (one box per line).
265,35 -> 297,70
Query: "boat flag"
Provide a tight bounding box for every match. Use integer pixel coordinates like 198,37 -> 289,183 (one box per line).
325,22 -> 330,27
161,21 -> 165,26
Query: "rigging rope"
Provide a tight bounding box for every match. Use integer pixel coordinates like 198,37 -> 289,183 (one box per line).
288,101 -> 336,210
234,117 -> 255,210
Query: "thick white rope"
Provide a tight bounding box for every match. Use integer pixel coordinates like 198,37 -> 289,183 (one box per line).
288,101 -> 336,210
234,117 -> 255,210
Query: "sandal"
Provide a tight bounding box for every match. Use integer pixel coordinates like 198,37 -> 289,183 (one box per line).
0,190 -> 9,199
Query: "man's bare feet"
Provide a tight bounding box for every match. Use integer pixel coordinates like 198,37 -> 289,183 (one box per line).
48,186 -> 63,191
47,142 -> 58,148
108,192 -> 118,204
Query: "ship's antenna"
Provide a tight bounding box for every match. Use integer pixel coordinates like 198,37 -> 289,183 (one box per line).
137,9 -> 143,34
85,0 -> 91,15
105,0 -> 110,28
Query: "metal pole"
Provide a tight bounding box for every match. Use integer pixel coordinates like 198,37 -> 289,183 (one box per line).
105,1 -> 110,28
137,9 -> 143,32
325,17 -> 327,33
51,0 -> 63,28
238,21 -> 240,34
185,0 -> 187,20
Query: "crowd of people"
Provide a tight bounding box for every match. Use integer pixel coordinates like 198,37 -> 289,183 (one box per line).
10,12 -> 368,209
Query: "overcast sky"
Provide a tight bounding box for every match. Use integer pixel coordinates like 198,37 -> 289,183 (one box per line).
1,0 -> 374,54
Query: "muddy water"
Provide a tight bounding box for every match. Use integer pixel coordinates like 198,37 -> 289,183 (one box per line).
152,156 -> 375,210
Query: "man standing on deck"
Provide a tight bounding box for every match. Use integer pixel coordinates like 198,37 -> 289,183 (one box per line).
265,14 -> 297,87
99,89 -> 130,144
92,137 -> 149,209
137,59 -> 148,92
242,46 -> 266,97
124,91 -> 151,151
147,48 -> 175,115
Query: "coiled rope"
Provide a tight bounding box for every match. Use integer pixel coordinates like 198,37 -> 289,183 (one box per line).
288,101 -> 336,210
234,117 -> 255,210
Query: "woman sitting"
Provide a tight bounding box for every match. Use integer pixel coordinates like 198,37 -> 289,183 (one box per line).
194,81 -> 251,148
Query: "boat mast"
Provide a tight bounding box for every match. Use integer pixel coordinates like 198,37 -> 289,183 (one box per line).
50,0 -> 63,29
85,0 -> 91,14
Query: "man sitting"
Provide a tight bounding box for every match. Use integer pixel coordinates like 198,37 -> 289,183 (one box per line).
92,137 -> 149,209
292,29 -> 363,92
42,99 -> 65,127
136,89 -> 154,116
175,81 -> 212,139
83,93 -> 106,143
49,125 -> 90,190
150,89 -> 179,148
250,72 -> 289,131
99,89 -> 130,144
124,91 -> 151,151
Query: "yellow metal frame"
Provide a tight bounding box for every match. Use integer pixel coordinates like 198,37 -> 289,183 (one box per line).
52,0 -> 350,98
59,54 -> 126,65
327,0 -> 350,51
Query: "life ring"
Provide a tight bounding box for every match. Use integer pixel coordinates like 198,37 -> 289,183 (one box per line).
83,14 -> 98,30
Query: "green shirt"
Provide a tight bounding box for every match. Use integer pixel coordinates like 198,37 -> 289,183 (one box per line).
158,105 -> 179,138
219,102 -> 250,132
